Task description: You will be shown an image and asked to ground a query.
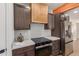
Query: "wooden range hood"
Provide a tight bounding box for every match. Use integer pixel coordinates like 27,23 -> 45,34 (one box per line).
53,3 -> 79,14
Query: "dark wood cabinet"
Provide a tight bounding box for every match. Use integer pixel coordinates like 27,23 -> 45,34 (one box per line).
52,40 -> 60,56
12,45 -> 35,56
51,14 -> 61,37
14,4 -> 31,30
44,13 -> 54,30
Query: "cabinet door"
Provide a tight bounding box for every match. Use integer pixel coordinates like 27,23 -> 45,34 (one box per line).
15,53 -> 25,56
24,5 -> 31,29
31,4 -> 40,23
52,40 -> 60,56
44,13 -> 54,29
52,50 -> 60,56
12,45 -> 35,56
40,4 -> 48,23
26,50 -> 35,56
51,14 -> 61,37
14,4 -> 30,30
31,3 -> 48,23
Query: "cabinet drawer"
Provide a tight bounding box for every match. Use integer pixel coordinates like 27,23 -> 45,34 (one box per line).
22,45 -> 35,51
52,40 -> 60,50
52,40 -> 60,45
12,48 -> 24,55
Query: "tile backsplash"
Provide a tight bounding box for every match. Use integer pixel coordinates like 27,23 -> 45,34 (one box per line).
30,23 -> 44,38
14,30 -> 31,41
14,23 -> 51,41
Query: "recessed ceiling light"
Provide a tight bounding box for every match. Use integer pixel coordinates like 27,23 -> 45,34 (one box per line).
73,11 -> 78,14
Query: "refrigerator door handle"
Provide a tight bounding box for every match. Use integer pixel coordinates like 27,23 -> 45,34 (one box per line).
65,40 -> 73,44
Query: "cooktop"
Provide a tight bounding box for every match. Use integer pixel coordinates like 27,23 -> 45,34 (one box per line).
31,37 -> 52,46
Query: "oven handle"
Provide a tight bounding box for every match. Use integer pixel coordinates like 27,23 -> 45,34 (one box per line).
36,43 -> 52,49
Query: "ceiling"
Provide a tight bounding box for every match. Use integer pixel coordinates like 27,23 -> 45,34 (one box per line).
48,3 -> 79,20
65,7 -> 79,19
18,3 -> 79,20
48,3 -> 64,13
48,3 -> 64,9
20,3 -> 64,13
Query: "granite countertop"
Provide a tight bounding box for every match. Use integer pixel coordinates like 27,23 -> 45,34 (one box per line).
45,36 -> 60,41
12,40 -> 35,50
12,36 -> 60,50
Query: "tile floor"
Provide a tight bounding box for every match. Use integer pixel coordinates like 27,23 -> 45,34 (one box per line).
70,40 -> 79,56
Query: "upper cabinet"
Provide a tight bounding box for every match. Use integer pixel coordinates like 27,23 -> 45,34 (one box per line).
31,3 -> 48,24
14,4 -> 31,30
14,3 -> 48,30
51,14 -> 61,37
44,13 -> 55,30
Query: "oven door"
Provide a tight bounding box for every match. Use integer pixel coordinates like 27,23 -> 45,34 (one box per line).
35,46 -> 52,56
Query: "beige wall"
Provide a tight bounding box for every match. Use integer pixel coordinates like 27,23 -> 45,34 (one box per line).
6,3 -> 14,56
0,3 -> 6,56
0,3 -> 14,56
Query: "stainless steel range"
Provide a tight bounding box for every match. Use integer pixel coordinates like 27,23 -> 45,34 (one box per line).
31,37 -> 52,56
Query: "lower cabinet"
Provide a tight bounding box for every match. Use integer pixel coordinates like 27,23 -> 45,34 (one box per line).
12,40 -> 60,56
12,45 -> 35,56
52,40 -> 60,56
52,49 -> 60,56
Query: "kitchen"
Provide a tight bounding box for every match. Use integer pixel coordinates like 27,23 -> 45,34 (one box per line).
12,3 -> 73,56
0,3 -> 79,56
13,3 -> 61,56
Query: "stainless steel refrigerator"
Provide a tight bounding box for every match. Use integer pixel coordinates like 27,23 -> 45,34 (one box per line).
60,15 -> 73,56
